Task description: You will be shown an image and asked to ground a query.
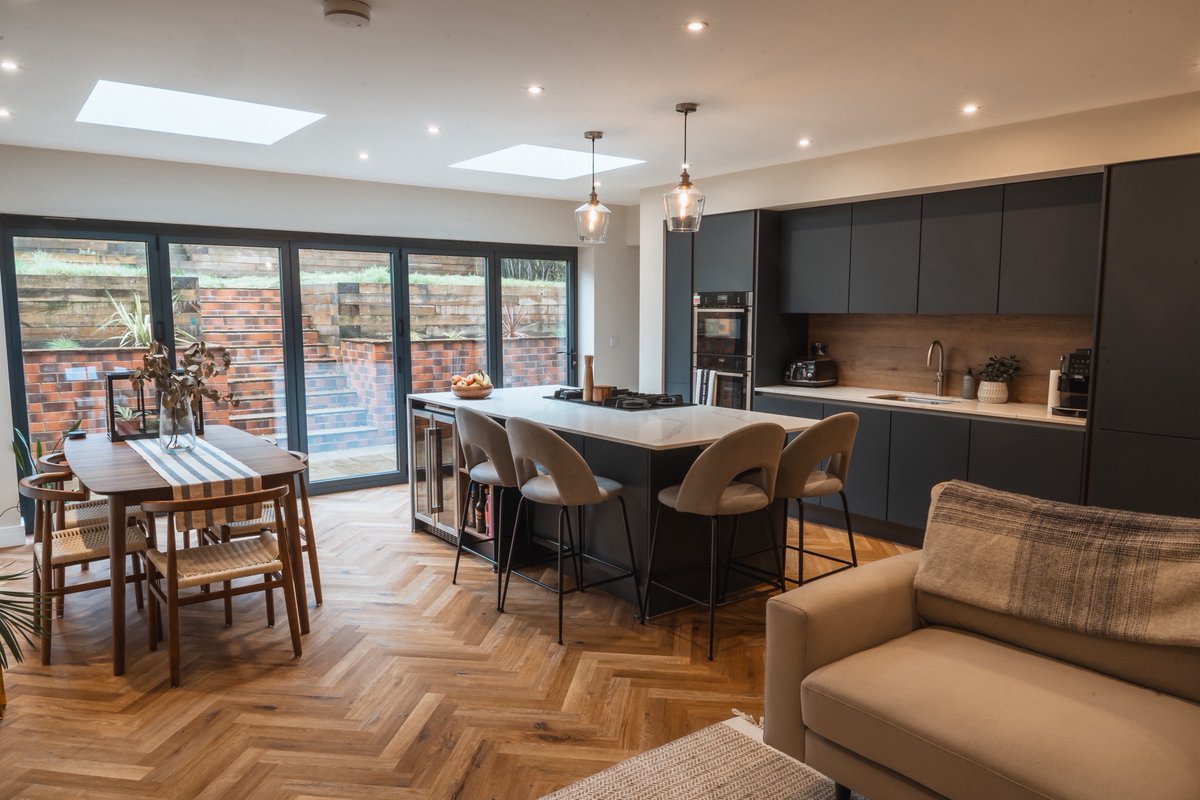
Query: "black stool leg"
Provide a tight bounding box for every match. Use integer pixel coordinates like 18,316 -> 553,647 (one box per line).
764,503 -> 786,592
563,505 -> 583,590
707,516 -> 718,661
616,496 -> 643,623
557,505 -> 566,645
641,505 -> 663,622
576,505 -> 586,591
839,490 -> 858,567
452,479 -> 474,585
720,515 -> 739,603
499,495 -> 526,612
493,488 -> 504,610
796,498 -> 806,584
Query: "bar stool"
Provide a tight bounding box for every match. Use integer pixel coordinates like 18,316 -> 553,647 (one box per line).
775,412 -> 860,584
454,407 -> 520,611
499,417 -> 643,645
642,422 -> 785,661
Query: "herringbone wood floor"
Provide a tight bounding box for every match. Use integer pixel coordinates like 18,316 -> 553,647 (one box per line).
0,486 -> 910,799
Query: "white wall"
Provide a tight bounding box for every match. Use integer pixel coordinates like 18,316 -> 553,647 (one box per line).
638,90 -> 1200,391
0,145 -> 640,526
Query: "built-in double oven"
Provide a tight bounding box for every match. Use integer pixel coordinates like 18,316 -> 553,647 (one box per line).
692,291 -> 753,409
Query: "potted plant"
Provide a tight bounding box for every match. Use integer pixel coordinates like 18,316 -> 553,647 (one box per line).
977,354 -> 1021,404
131,341 -> 238,454
0,562 -> 43,720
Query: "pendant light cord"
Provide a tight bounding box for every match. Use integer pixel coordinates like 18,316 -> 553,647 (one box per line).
682,109 -> 688,167
591,136 -> 597,193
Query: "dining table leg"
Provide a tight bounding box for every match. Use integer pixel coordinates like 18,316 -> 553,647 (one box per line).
108,493 -> 128,676
283,484 -> 310,634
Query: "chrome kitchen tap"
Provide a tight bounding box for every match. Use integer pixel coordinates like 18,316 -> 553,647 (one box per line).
927,340 -> 946,397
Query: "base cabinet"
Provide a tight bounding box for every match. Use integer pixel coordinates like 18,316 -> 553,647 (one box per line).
968,420 -> 1085,504
887,412 -> 971,529
819,402 -> 890,520
1088,430 -> 1200,518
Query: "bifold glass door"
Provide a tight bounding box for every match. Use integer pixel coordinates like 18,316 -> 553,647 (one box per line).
406,253 -> 489,391
500,258 -> 572,386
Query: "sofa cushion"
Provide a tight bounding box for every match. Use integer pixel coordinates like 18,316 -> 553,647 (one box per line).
802,627 -> 1200,800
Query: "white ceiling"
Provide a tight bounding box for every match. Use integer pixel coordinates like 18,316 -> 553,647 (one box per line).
1,0 -> 1198,204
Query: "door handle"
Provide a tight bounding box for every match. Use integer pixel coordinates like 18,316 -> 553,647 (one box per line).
432,427 -> 445,513
424,428 -> 435,513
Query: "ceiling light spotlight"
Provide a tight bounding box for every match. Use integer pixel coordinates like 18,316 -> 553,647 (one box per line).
0,60 -> 19,72
575,131 -> 612,244
527,85 -> 545,95
324,0 -> 371,27
798,137 -> 811,147
664,102 -> 705,233
357,152 -> 369,160
962,103 -> 979,115
0,108 -> 11,118
686,20 -> 708,31
426,125 -> 440,134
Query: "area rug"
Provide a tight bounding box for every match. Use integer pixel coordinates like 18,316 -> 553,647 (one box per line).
540,715 -> 854,800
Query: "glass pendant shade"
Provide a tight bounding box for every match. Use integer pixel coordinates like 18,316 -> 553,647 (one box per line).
663,172 -> 705,232
575,193 -> 612,244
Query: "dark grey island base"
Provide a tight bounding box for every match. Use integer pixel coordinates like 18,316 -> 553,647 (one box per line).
407,387 -> 815,617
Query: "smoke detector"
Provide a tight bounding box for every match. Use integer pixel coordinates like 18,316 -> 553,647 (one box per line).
324,0 -> 371,28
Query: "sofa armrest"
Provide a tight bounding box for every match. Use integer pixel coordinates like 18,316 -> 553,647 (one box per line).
764,550 -> 922,761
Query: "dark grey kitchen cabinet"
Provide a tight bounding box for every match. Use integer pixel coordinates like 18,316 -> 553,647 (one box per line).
887,412 -> 970,529
848,196 -> 922,313
1088,430 -> 1200,518
751,394 -> 823,421
664,227 -> 694,400
1092,157 -> 1200,441
780,205 -> 852,313
693,210 -> 756,293
968,420 -> 1084,503
999,174 -> 1103,315
819,402 -> 891,520
918,185 -> 1003,314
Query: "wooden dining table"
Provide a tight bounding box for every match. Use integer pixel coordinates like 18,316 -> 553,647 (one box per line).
64,425 -> 310,676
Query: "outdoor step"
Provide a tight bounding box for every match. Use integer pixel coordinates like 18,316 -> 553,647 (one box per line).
227,374 -> 347,392
230,406 -> 370,427
215,344 -> 334,362
304,424 -> 386,442
232,389 -> 361,412
201,328 -> 322,345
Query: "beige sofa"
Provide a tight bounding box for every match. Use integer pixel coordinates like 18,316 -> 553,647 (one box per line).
764,482 -> 1200,800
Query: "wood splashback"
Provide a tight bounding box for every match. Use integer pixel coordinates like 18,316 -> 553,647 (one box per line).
806,314 -> 1094,404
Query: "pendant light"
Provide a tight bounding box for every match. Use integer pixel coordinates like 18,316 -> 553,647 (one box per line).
575,131 -> 612,244
663,102 -> 705,232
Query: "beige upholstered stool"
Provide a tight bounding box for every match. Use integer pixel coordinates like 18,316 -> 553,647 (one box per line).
774,412 -> 860,584
642,422 -> 785,660
454,407 -> 521,611
500,417 -> 643,645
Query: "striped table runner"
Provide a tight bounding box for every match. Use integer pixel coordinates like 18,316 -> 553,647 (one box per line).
128,437 -> 263,530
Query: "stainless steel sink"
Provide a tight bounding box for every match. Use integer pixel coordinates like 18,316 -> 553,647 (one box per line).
869,393 -> 960,406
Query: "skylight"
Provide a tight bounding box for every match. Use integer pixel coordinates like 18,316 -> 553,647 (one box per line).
76,80 -> 325,145
450,144 -> 643,180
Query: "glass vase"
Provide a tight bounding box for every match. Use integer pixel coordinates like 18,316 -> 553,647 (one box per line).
158,402 -> 196,454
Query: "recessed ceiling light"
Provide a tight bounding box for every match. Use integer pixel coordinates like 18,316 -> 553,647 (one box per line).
962,103 -> 979,115
426,125 -> 440,134
527,85 -> 545,95
358,152 -> 369,160
75,80 -> 325,144
451,144 -> 643,180
0,60 -> 19,72
798,137 -> 811,147
686,20 -> 708,31
0,108 -> 10,118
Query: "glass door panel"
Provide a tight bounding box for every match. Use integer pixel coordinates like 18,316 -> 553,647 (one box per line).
167,243 -> 289,447
406,254 -> 489,392
499,258 -> 570,387
11,236 -> 155,449
297,248 -> 397,481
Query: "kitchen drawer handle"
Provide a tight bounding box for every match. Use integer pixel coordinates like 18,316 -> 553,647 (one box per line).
432,428 -> 445,513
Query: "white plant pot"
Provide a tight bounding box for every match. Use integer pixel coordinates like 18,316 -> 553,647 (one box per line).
977,381 -> 1009,404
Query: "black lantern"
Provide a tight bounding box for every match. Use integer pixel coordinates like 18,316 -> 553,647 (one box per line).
105,370 -> 156,442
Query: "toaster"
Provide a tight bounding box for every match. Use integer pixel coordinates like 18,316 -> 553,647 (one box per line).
784,358 -> 838,387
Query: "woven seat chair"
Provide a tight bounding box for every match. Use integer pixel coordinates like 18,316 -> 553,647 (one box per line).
142,484 -> 302,687
202,450 -> 322,605
17,472 -> 149,665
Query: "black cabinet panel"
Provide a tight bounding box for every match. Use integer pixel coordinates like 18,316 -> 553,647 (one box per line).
887,412 -> 970,529
751,394 -> 823,420
999,174 -> 1102,315
918,186 -> 1003,314
664,228 -> 694,396
1095,158 -> 1200,439
968,420 -> 1084,503
1088,430 -> 1200,518
693,211 -> 756,293
849,196 -> 921,313
781,205 -> 852,313
819,403 -> 891,520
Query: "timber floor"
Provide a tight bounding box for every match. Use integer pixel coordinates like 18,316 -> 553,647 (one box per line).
0,485 -> 910,800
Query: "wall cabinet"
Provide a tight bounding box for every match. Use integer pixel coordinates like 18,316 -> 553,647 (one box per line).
998,174 -> 1102,315
968,420 -> 1084,503
780,205 -> 851,313
918,185 -> 1004,314
664,227 -> 694,400
819,402 -> 891,520
848,196 -> 922,313
693,210 -> 756,293
887,412 -> 971,529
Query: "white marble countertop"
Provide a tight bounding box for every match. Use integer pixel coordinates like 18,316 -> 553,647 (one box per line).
408,386 -> 817,450
755,384 -> 1086,427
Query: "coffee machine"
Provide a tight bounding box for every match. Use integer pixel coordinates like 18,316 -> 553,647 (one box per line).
1052,348 -> 1091,418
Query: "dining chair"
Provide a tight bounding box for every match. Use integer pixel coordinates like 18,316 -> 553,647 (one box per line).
17,471 -> 149,665
205,450 -> 322,605
142,484 -> 302,687
642,422 -> 785,660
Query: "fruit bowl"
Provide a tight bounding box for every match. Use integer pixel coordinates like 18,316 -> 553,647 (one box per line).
451,384 -> 493,399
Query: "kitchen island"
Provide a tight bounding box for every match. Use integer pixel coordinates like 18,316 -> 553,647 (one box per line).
407,386 -> 816,616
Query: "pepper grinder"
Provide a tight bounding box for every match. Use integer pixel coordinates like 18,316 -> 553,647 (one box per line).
583,355 -> 595,402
